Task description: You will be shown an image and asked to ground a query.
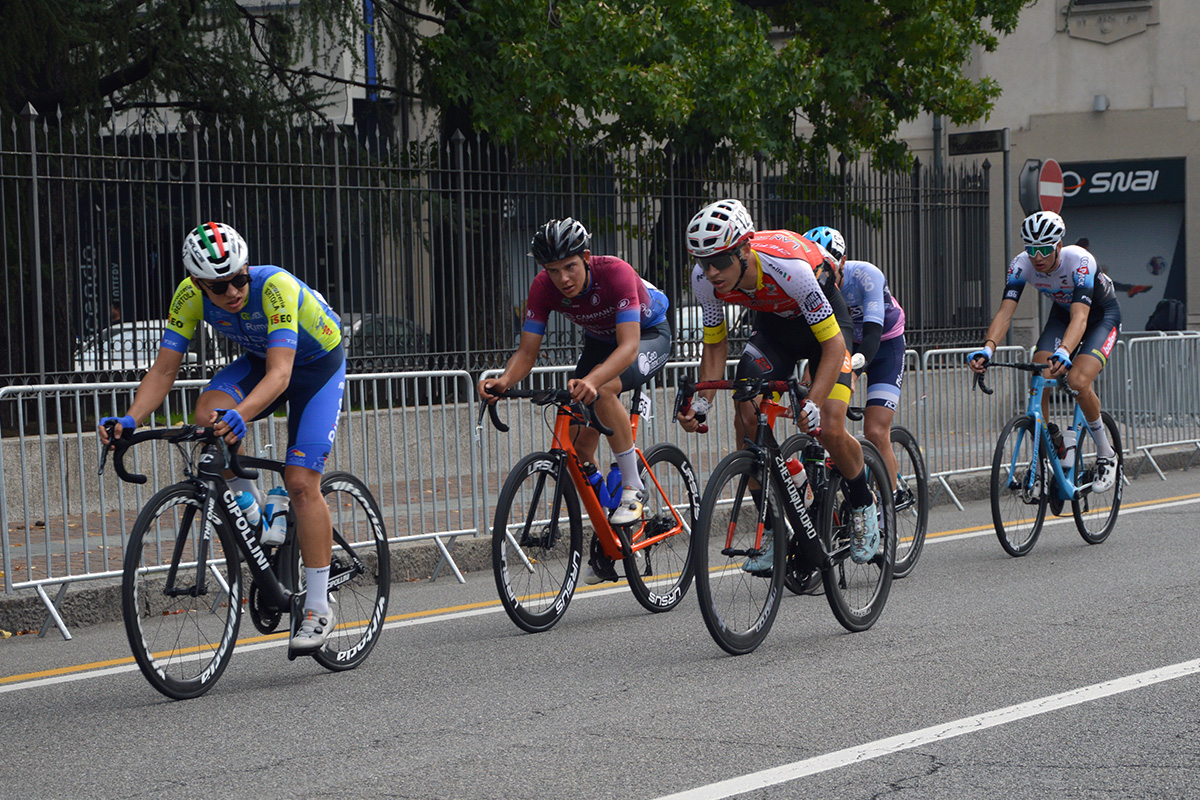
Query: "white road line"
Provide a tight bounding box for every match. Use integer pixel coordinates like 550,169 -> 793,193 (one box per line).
651,658 -> 1200,800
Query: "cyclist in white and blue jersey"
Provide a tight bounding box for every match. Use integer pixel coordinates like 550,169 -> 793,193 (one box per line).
99,222 -> 346,650
968,211 -> 1121,494
804,226 -> 908,499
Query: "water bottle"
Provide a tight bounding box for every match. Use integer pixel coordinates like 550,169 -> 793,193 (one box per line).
235,490 -> 261,530
603,463 -> 623,509
1062,426 -> 1077,466
785,457 -> 807,489
262,486 -> 290,546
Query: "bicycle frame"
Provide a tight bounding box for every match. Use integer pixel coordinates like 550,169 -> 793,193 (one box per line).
1005,371 -> 1089,502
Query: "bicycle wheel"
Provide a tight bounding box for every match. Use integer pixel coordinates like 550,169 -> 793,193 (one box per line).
623,443 -> 699,613
1072,412 -> 1123,544
694,449 -> 786,655
991,415 -> 1048,557
310,472 -> 391,671
778,433 -> 823,596
820,439 -> 895,633
121,482 -> 242,700
889,425 -> 929,579
492,452 -> 584,633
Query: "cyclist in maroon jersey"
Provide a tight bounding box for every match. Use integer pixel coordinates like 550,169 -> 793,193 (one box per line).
479,218 -> 671,583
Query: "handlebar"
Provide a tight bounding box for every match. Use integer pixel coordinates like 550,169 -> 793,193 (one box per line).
972,362 -> 1079,399
673,377 -> 812,434
477,387 -> 615,437
100,423 -> 259,484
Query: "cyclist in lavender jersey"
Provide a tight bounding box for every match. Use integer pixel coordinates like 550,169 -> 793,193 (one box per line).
804,226 -> 908,499
968,210 -> 1121,493
479,218 -> 671,584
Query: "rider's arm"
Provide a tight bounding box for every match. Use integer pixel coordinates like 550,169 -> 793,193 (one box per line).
481,330 -> 542,399
981,298 -> 1019,353
807,333 -> 847,409
1060,301 -> 1091,355
123,346 -> 186,425
228,345 -> 296,423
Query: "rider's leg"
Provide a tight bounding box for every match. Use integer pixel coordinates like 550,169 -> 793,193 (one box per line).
286,464 -> 333,612
592,375 -> 643,492
863,405 -> 898,491
1067,353 -> 1115,458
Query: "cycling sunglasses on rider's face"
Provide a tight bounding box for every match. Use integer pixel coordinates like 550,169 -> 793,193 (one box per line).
1025,243 -> 1057,258
202,272 -> 251,295
697,251 -> 739,271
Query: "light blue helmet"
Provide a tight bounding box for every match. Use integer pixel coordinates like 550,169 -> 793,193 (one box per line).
803,226 -> 845,262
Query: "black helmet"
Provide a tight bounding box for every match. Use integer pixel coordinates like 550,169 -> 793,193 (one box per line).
530,218 -> 591,264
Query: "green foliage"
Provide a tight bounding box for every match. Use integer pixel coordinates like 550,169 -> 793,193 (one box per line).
417,0 -> 1032,165
1,0 -> 368,123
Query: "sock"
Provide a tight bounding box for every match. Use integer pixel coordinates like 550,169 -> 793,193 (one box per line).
304,565 -> 331,615
1087,417 -> 1115,459
845,469 -> 874,508
614,446 -> 645,493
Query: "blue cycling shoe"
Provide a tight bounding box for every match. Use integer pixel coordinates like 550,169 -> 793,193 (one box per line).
741,533 -> 774,575
849,503 -> 880,564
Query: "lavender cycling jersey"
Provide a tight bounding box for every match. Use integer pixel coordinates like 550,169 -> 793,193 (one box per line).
521,255 -> 668,342
839,260 -> 906,344
1004,244 -> 1119,314
162,265 -> 341,363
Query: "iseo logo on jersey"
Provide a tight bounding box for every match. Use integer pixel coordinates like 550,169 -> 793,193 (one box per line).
1063,168 -> 1160,198
270,313 -> 293,325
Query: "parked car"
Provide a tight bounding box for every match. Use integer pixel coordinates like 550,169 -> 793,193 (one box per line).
73,319 -> 226,373
340,312 -> 432,359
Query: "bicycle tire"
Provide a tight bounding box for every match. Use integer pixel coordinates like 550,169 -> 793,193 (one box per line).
492,452 -> 584,633
820,438 -> 895,632
889,425 -> 929,579
121,482 -> 243,700
623,443 -> 699,613
991,415 -> 1048,557
778,433 -> 823,597
1072,412 -> 1123,544
311,471 -> 391,671
694,449 -> 786,655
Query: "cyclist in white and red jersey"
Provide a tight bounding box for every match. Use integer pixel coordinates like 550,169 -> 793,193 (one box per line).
675,199 -> 880,566
478,218 -> 670,584
98,222 -> 345,650
968,210 -> 1121,493
804,225 -> 908,501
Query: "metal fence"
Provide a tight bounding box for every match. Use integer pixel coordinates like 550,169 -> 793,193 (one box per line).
5,334 -> 1199,639
1,108 -> 991,408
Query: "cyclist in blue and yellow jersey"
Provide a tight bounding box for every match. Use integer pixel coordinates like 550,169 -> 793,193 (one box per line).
479,217 -> 671,584
804,225 -> 908,502
968,210 -> 1121,494
675,199 -> 880,567
98,222 -> 346,651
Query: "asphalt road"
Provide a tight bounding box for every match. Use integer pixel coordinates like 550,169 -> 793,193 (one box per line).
3,469 -> 1199,800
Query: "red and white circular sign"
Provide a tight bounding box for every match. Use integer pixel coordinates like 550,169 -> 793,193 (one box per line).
1038,159 -> 1064,213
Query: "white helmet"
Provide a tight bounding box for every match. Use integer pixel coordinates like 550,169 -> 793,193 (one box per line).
183,222 -> 249,280
686,199 -> 755,258
1020,211 -> 1066,247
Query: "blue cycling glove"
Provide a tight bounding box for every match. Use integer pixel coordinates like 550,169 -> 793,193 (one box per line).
968,345 -> 994,368
214,408 -> 247,440
1050,347 -> 1073,371
99,415 -> 136,437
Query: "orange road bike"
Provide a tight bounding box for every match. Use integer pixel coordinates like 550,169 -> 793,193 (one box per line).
480,387 -> 698,632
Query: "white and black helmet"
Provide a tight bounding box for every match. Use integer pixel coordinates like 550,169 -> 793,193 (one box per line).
530,217 -> 591,264
1020,211 -> 1066,247
686,199 -> 755,258
182,222 -> 249,280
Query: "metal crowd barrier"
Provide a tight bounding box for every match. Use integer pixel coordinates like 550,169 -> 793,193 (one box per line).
5,336 -> 1199,639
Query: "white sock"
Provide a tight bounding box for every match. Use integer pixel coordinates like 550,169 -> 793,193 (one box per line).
1087,417 -> 1115,459
304,566 -> 331,615
613,445 -> 644,493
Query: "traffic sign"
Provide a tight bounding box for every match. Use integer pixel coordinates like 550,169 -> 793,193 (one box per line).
948,128 -> 1009,156
1038,159 -> 1064,213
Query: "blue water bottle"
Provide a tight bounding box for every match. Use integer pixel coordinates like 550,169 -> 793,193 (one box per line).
602,463 -> 623,510
235,491 -> 261,530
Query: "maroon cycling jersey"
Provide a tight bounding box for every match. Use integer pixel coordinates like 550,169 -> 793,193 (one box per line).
522,255 -> 668,343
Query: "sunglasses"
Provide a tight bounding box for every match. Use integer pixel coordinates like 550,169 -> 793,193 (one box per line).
697,252 -> 739,271
1025,244 -> 1057,258
202,272 -> 251,295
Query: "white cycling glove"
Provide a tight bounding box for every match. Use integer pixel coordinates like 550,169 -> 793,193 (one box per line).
801,399 -> 821,431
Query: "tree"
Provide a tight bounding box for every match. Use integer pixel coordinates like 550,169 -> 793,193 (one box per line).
0,0 -> 372,122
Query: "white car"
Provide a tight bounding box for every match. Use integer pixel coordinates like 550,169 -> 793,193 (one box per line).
74,320 -> 227,372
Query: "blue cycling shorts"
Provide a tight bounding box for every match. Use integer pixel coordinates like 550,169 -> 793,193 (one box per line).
204,344 -> 346,473
860,335 -> 906,411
